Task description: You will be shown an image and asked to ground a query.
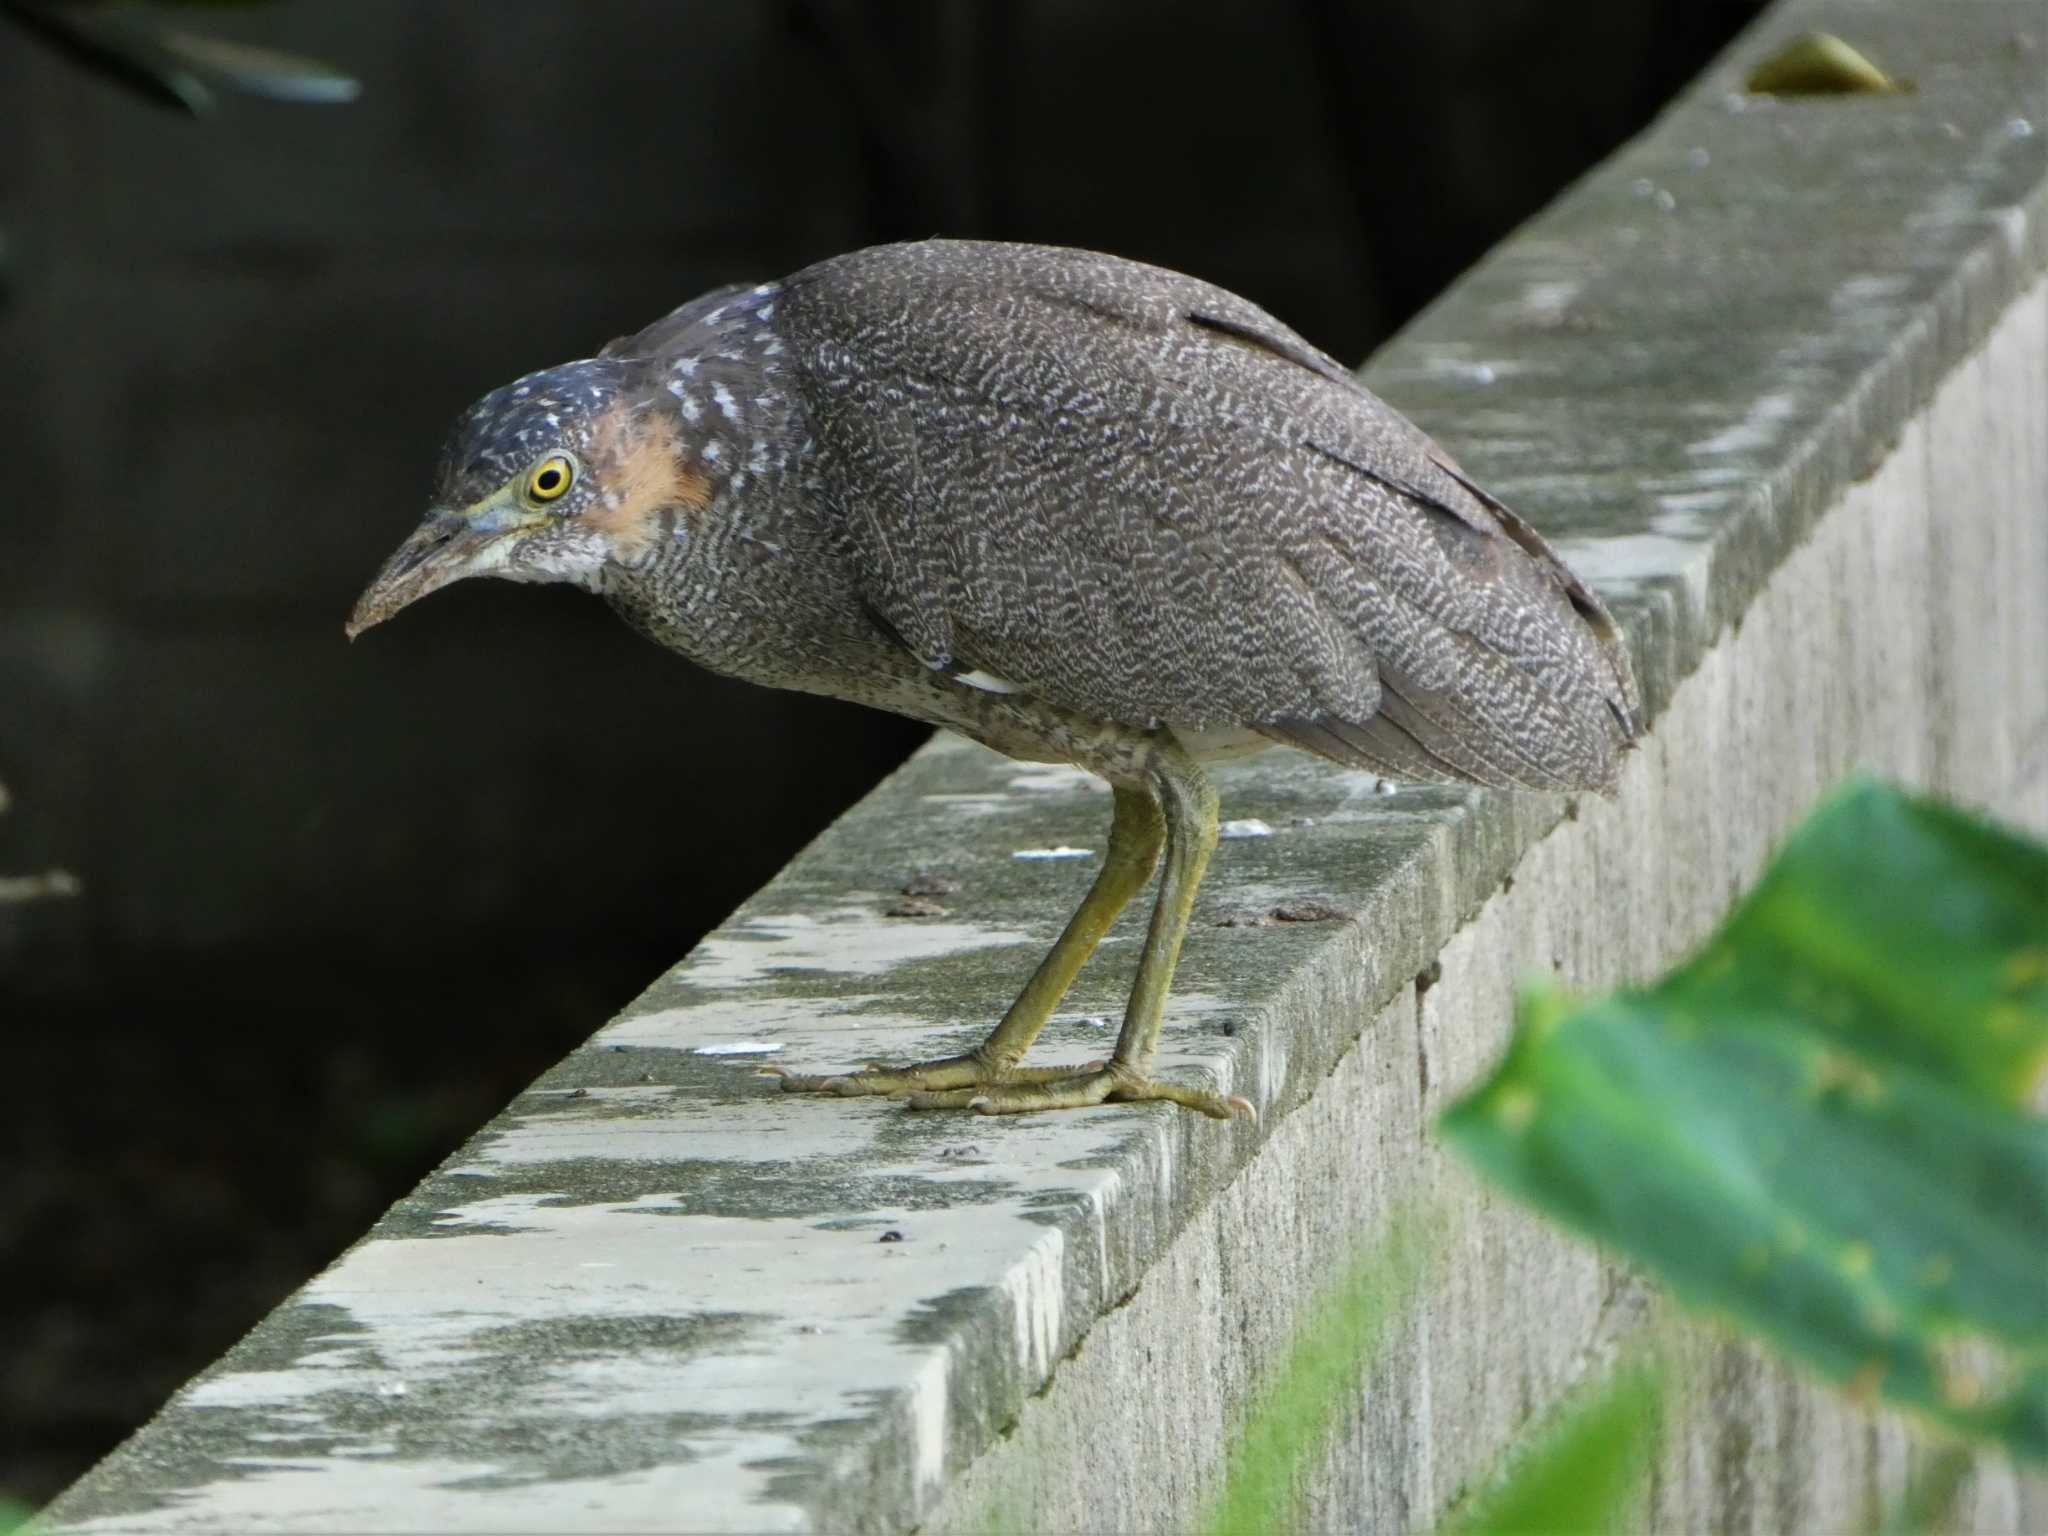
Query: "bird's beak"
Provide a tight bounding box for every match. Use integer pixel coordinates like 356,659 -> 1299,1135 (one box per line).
345,504 -> 542,639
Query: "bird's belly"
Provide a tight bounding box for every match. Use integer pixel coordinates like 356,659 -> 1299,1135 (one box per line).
1169,724 -> 1275,763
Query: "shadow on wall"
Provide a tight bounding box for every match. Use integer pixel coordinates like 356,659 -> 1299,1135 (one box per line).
0,0 -> 1766,1508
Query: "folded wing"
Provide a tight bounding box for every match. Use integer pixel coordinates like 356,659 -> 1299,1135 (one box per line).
781,240 -> 1637,792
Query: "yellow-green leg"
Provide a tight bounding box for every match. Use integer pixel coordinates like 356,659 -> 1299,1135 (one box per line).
764,784 -> 1165,1098
905,743 -> 1252,1121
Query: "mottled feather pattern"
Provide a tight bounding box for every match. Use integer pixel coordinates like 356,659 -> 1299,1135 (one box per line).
760,241 -> 1636,790
567,240 -> 1633,794
438,362 -> 629,500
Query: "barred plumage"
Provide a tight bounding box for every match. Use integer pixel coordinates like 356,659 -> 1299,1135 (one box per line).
351,239 -> 1639,1120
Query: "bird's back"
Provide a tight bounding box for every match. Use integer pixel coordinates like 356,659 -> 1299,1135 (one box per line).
777,240 -> 1637,792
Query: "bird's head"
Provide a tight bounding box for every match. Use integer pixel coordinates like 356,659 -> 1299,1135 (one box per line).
346,358 -> 712,638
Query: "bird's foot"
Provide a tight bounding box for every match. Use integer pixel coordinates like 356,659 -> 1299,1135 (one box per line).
759,1052 -> 1099,1100
760,1054 -> 1252,1119
906,1064 -> 1255,1121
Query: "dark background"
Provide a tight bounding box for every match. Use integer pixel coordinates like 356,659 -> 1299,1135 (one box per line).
0,0 -> 1765,1508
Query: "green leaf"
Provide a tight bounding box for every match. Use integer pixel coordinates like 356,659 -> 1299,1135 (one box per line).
1745,32 -> 1912,96
1442,778 -> 2048,1461
3,1 -> 357,112
1202,1215 -> 1433,1536
1445,1360 -> 1666,1536
1874,1446 -> 1971,1536
4,1 -> 214,114
155,27 -> 358,103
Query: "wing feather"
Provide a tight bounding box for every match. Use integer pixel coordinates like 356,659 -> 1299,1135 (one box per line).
779,240 -> 1635,790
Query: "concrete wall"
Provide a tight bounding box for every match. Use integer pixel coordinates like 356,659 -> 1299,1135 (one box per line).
32,0 -> 2048,1529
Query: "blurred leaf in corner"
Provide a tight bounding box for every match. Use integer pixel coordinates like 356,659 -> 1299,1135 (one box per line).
1202,1214 -> 1434,1536
1442,777 -> 2048,1462
2,0 -> 359,116
1874,1445 -> 1972,1536
0,1496 -> 30,1536
1443,1359 -> 1666,1536
1745,32 -> 1911,96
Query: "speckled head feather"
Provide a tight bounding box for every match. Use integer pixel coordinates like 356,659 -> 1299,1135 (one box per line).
434,360 -> 631,507
346,287 -> 807,638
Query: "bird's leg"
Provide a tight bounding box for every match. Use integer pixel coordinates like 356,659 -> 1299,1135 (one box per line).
907,743 -> 1252,1121
763,785 -> 1165,1098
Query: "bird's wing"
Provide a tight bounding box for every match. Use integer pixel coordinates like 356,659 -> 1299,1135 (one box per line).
779,240 -> 1634,790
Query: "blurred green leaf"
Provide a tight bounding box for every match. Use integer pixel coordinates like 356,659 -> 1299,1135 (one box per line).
156,27 -> 357,103
1444,1360 -> 1665,1536
1442,778 -> 2048,1461
1874,1446 -> 1971,1536
4,1 -> 213,113
1202,1215 -> 1433,1536
0,1495 -> 31,1536
1747,32 -> 1911,96
3,0 -> 356,114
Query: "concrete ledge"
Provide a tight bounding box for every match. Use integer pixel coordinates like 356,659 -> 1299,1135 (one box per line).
41,0 -> 2048,1530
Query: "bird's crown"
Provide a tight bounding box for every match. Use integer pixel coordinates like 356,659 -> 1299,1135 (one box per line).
436,359 -> 629,508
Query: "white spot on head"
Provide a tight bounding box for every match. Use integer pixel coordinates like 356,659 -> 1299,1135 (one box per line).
702,441 -> 722,462
762,338 -> 784,357
758,303 -> 776,321
672,356 -> 699,378
752,283 -> 774,296
712,384 -> 740,421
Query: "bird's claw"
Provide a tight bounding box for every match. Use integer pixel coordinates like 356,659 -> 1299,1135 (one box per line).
906,1069 -> 1255,1120
762,1055 -> 1253,1121
754,1064 -> 896,1097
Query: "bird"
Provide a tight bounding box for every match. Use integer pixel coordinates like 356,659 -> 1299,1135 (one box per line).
348,240 -> 1637,1121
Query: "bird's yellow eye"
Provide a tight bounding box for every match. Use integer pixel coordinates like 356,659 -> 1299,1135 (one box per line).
527,453 -> 575,503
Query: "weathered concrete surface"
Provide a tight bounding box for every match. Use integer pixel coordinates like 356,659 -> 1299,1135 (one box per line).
38,0 -> 2048,1530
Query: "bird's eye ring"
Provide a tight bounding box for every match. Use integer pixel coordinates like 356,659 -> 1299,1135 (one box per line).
527,453 -> 575,503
